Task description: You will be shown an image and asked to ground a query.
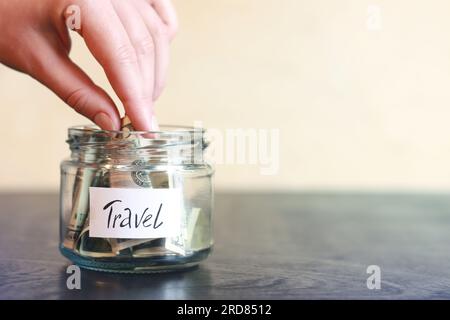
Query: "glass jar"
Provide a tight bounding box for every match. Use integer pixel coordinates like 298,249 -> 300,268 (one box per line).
59,125 -> 214,273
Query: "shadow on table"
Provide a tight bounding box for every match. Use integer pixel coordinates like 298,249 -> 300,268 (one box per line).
58,263 -> 213,299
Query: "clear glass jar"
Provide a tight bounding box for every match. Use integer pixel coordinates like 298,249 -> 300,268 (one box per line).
59,125 -> 214,273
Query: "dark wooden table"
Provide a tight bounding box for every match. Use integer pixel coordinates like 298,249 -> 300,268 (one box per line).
1,192 -> 450,299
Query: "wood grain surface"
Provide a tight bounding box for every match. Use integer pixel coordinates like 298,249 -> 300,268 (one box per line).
1,192 -> 450,299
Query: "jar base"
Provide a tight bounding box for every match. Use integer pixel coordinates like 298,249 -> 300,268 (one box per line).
60,246 -> 212,274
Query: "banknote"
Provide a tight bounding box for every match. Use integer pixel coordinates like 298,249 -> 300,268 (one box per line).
63,167 -> 96,250
76,217 -> 116,258
63,127 -> 109,249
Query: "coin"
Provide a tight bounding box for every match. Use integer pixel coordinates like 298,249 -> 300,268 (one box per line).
131,159 -> 153,187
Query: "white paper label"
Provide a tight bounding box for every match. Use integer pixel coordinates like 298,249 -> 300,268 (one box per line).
89,187 -> 182,239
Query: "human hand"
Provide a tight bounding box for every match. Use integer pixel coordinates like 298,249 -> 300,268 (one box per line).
0,0 -> 177,130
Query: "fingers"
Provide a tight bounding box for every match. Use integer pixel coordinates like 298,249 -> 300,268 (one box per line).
112,0 -> 156,106
29,42 -> 120,131
134,0 -> 170,100
149,0 -> 178,40
79,1 -> 154,131
57,0 -> 177,131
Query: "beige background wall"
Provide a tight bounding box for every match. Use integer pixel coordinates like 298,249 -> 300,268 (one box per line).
2,0 -> 450,191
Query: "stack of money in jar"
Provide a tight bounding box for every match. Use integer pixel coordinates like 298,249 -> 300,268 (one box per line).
63,115 -> 209,259
108,115 -> 180,256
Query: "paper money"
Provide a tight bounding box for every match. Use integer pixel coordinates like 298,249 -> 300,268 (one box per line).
186,208 -> 201,247
164,207 -> 208,255
63,167 -> 96,249
130,238 -> 171,258
71,168 -> 116,258
188,208 -> 211,251
63,127 -> 110,250
132,246 -> 172,258
76,217 -> 116,258
109,238 -> 157,254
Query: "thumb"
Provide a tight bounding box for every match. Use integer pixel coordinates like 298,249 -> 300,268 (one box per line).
29,45 -> 120,131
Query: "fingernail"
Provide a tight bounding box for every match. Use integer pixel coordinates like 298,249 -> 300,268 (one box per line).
94,113 -> 115,131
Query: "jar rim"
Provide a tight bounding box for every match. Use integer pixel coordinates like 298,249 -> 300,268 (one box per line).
67,124 -> 208,164
68,124 -> 205,136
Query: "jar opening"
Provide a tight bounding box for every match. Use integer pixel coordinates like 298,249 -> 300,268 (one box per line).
68,124 -> 204,135
67,125 -> 207,165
